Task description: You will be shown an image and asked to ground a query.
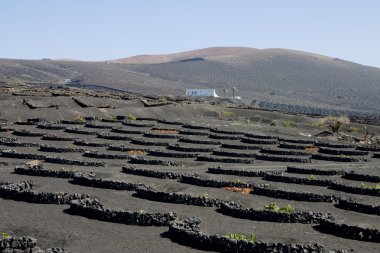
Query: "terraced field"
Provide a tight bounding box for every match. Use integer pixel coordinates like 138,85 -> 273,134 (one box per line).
0,86 -> 379,252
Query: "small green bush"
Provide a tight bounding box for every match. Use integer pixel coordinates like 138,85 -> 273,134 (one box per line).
282,120 -> 296,128
201,193 -> 209,198
220,111 -> 236,120
158,96 -> 166,102
224,233 -> 256,242
360,183 -> 380,190
2,233 -> 11,239
270,120 -> 277,126
57,117 -> 64,123
264,203 -> 295,213
64,144 -> 75,151
126,113 -> 137,121
73,116 -> 85,123
310,121 -> 324,129
347,126 -> 360,133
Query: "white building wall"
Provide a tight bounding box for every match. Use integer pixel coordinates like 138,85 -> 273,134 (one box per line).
185,89 -> 217,97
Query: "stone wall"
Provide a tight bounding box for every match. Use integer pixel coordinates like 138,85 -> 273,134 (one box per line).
263,173 -> 335,187
134,187 -> 222,207
122,166 -> 184,180
251,185 -> 341,202
335,199 -> 380,216
342,172 -> 380,183
329,182 -> 380,196
167,218 -> 346,253
71,172 -> 149,191
218,202 -> 333,224
207,166 -> 278,177
318,219 -> 380,242
129,157 -> 182,167
286,166 -> 346,175
69,198 -> 177,226
0,180 -> 88,205
0,236 -> 67,253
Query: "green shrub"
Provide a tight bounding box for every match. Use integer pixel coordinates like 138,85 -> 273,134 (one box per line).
201,193 -> 209,198
73,116 -> 85,123
360,183 -> 380,190
2,233 -> 11,239
264,203 -> 295,213
158,96 -> 166,102
59,167 -> 76,173
64,144 -> 75,151
310,121 -> 324,129
280,204 -> 295,213
224,233 -> 256,242
270,120 -> 277,126
282,120 -> 296,128
57,117 -> 64,123
309,175 -> 316,180
126,113 -> 137,121
347,126 -> 360,133
220,111 -> 236,120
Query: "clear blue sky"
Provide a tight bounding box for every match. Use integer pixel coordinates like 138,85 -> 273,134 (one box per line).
1,0 -> 379,67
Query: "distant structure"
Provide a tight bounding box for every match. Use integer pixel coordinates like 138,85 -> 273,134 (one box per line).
185,89 -> 218,97
63,79 -> 71,84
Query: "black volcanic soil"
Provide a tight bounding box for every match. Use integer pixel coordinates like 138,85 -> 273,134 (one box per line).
0,86 -> 379,252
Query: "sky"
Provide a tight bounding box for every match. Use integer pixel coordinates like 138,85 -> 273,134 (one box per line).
0,0 -> 379,67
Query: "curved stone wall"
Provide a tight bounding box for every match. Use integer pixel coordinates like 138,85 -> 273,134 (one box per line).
251,185 -> 341,202
197,155 -> 255,164
286,166 -> 346,175
134,187 -> 222,207
45,156 -> 105,167
121,166 -> 184,180
69,198 -> 176,226
318,219 -> 380,242
218,202 -> 333,224
129,157 -> 182,166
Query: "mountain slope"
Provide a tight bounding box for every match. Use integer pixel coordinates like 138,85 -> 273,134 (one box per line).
1,47 -> 380,120
111,47 -> 257,64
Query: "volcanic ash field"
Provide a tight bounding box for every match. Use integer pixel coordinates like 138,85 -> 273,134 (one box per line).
0,86 -> 379,253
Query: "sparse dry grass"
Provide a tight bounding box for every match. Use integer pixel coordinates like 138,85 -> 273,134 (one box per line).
154,129 -> 178,134
223,187 -> 252,194
304,147 -> 320,153
127,150 -> 148,155
320,115 -> 350,133
220,111 -> 236,120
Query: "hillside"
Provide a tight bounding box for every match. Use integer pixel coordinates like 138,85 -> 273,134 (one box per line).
1,47 -> 380,121
112,47 -> 258,64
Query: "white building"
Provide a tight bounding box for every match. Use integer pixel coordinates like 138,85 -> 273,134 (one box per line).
185,89 -> 218,97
